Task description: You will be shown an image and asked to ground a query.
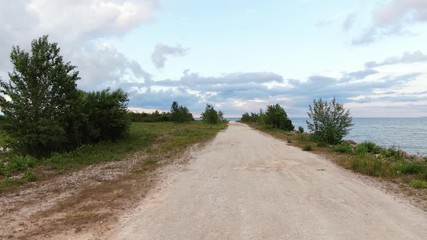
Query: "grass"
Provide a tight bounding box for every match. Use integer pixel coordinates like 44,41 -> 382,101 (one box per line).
410,180 -> 427,189
0,121 -> 227,190
303,144 -> 313,151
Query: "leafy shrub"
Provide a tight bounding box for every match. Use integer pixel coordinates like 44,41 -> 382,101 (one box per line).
303,144 -> 313,151
78,88 -> 130,144
316,142 -> 328,148
358,141 -> 380,154
333,142 -> 353,153
201,104 -> 224,124
298,126 -> 304,133
6,155 -> 36,172
307,98 -> 353,145
410,180 -> 427,189
381,147 -> 404,161
265,104 -> 294,131
354,144 -> 369,156
395,162 -> 426,175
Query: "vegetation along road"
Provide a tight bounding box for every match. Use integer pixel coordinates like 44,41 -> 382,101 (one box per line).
103,122 -> 427,240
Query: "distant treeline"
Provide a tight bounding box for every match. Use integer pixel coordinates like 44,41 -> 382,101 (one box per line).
128,101 -> 194,123
128,111 -> 172,122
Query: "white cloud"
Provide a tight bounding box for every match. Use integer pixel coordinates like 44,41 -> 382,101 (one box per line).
151,43 -> 188,69
353,0 -> 427,45
365,51 -> 427,68
0,0 -> 160,89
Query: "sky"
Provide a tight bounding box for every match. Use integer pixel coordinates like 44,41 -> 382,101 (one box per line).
0,0 -> 427,118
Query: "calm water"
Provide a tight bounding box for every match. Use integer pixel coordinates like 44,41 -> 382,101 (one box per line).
291,118 -> 427,156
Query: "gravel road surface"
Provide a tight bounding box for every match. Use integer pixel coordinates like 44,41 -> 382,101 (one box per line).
106,122 -> 427,240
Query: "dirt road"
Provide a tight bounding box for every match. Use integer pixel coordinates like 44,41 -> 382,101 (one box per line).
106,122 -> 427,240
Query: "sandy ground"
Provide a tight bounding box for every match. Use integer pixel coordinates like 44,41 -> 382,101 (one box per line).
103,121 -> 427,240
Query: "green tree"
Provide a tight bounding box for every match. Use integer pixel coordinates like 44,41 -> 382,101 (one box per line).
265,104 -> 294,131
306,98 -> 353,145
78,88 -> 129,143
0,35 -> 79,157
241,112 -> 251,122
170,101 -> 193,123
201,104 -> 223,124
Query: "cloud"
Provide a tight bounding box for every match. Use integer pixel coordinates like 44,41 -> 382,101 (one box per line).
352,0 -> 427,45
0,0 -> 160,90
374,0 -> 427,26
341,69 -> 379,81
119,66 -> 425,117
365,51 -> 427,68
151,43 -> 188,69
72,43 -> 152,90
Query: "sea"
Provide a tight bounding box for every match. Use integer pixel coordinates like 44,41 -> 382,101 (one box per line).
291,118 -> 427,156
228,117 -> 427,156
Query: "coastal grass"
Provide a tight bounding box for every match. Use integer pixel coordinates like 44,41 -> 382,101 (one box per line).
247,123 -> 427,189
0,121 -> 227,190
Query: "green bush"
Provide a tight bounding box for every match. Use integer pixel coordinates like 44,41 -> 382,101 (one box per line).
201,104 -> 224,124
78,88 -> 130,144
358,141 -> 380,154
333,142 -> 353,153
265,104 -> 294,131
307,98 -> 353,145
381,147 -> 404,161
298,126 -> 304,133
395,162 -> 426,175
316,142 -> 328,148
354,144 -> 369,156
6,155 -> 36,172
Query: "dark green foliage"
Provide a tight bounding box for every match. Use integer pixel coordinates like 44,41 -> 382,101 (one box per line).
128,111 -> 172,122
241,112 -> 258,123
265,104 -> 294,131
333,142 -> 353,153
77,88 -> 129,144
0,36 -> 130,158
354,144 -> 369,156
0,161 -> 5,175
201,104 -> 224,124
4,155 -> 36,173
395,162 -> 426,175
316,142 -> 327,148
307,98 -> 353,145
380,147 -> 404,161
358,141 -> 381,154
0,35 -> 79,157
171,101 -> 193,123
298,126 -> 304,133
